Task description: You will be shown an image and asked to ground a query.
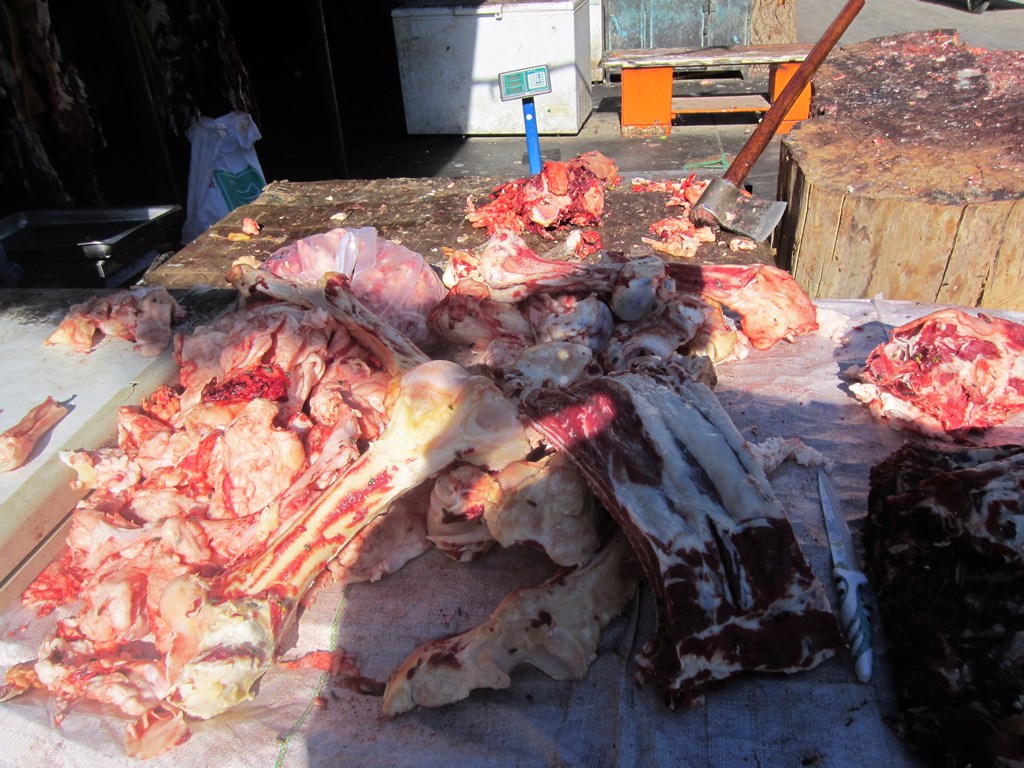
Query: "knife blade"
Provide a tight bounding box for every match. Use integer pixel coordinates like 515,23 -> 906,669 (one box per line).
817,468 -> 873,683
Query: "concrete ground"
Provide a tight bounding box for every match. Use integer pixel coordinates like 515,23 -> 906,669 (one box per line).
346,0 -> 1023,197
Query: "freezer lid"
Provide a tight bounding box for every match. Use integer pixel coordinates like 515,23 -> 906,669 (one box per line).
392,0 -> 585,18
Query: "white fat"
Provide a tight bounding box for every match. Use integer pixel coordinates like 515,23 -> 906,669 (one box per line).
170,597 -> 277,720
611,255 -> 666,321
160,574 -> 209,636
382,532 -> 639,715
394,359 -> 472,415
748,436 -> 836,475
532,294 -> 614,352
849,382 -> 949,439
511,342 -> 594,388
814,307 -> 851,341
485,453 -> 600,567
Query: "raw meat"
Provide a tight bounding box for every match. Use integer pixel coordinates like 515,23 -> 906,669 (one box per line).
643,215 -> 717,260
0,396 -> 69,471
449,230 -> 672,326
427,279 -> 535,371
630,173 -> 708,208
44,286 -> 186,356
227,262 -> 429,376
4,293 -> 425,754
166,360 -> 533,721
501,342 -> 600,398
425,463 -> 497,562
665,262 -> 819,351
174,301 -> 336,417
849,308 -> 1024,440
482,451 -> 601,567
437,231 -> 806,370
598,297 -> 711,373
524,368 -> 843,705
863,443 -> 1024,768
2,199 -> 844,755
459,229 -> 622,304
465,151 -> 620,237
526,292 -> 614,352
425,450 -> 602,568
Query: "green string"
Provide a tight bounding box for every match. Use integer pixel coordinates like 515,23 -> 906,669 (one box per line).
683,152 -> 729,170
272,588 -> 350,768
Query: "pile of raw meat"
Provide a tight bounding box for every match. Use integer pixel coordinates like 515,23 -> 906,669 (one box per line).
864,443 -> 1024,768
2,211 -> 839,757
465,150 -> 620,238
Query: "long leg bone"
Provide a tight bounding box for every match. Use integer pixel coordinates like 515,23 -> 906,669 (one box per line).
163,359 -> 533,719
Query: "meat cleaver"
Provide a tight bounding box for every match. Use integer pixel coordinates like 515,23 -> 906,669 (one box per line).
691,0 -> 865,241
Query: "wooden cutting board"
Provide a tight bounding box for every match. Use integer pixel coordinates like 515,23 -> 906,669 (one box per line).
0,288 -> 232,612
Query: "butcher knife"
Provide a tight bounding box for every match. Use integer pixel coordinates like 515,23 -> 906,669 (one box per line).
691,0 -> 864,241
817,468 -> 873,683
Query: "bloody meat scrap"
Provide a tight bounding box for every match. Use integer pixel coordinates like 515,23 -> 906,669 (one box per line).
0,396 -> 70,472
849,308 -> 1024,440
643,215 -> 717,260
633,174 -> 718,259
630,173 -> 708,207
466,150 -> 621,237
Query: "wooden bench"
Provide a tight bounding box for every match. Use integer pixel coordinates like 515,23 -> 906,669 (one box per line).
600,44 -> 815,137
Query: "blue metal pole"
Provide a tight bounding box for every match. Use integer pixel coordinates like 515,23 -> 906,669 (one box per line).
522,97 -> 542,174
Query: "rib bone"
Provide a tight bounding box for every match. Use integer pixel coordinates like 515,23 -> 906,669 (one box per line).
524,371 -> 843,704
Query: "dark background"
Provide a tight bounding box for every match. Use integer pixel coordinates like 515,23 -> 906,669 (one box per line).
2,0 -> 410,220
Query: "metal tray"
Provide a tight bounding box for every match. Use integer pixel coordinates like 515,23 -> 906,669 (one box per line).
0,205 -> 180,263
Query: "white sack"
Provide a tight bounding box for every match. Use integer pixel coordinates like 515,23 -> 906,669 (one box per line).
182,111 -> 266,243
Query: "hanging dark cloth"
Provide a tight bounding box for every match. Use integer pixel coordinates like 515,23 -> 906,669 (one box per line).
134,0 -> 259,137
0,0 -> 105,214
0,0 -> 259,217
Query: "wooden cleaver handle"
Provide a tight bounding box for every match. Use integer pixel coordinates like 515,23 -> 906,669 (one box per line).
723,0 -> 864,188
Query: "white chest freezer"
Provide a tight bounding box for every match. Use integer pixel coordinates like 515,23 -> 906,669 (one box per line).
392,0 -> 593,135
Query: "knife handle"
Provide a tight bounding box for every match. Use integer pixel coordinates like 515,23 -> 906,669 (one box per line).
834,566 -> 873,683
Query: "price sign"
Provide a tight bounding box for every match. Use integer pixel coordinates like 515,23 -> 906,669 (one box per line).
498,65 -> 552,102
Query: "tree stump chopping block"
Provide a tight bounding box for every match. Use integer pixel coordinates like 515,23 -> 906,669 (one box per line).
776,30 -> 1024,309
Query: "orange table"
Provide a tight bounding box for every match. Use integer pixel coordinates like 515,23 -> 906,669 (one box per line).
601,44 -> 814,136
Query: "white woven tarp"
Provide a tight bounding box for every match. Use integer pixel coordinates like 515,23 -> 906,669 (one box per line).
5,298 -> 1023,768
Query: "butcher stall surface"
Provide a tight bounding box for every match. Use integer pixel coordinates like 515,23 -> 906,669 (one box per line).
142,177 -> 774,291
6,297 -> 1024,766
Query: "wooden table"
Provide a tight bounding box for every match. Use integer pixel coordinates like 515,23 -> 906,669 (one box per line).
142,176 -> 774,290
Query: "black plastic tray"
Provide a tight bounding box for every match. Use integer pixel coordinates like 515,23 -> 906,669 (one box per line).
0,205 -> 180,263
